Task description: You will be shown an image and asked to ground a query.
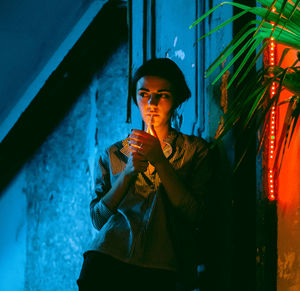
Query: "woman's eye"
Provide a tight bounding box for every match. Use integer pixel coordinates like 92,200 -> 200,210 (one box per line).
160,93 -> 169,99
138,91 -> 148,98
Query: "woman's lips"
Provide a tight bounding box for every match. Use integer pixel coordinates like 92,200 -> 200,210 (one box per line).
146,113 -> 159,116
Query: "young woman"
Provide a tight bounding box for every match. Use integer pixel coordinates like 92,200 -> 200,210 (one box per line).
77,58 -> 213,291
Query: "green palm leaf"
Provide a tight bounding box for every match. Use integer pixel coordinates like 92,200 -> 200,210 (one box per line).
190,0 -> 300,170
190,0 -> 300,86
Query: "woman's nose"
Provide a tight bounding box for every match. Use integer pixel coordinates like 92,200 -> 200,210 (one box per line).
148,93 -> 159,105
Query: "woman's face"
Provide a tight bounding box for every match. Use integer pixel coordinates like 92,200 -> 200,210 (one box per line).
136,76 -> 175,130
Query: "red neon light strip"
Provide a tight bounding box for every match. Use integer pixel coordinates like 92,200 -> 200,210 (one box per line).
267,32 -> 277,201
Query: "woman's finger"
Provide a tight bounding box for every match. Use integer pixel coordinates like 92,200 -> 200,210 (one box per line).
128,137 -> 143,145
132,151 -> 146,158
128,135 -> 154,147
132,160 -> 149,172
131,129 -> 153,139
148,125 -> 158,138
128,135 -> 147,143
129,143 -> 144,152
131,129 -> 146,135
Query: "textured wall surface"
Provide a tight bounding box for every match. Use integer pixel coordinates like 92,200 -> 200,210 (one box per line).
0,43 -> 129,291
276,48 -> 300,291
277,121 -> 300,291
24,89 -> 94,290
0,0 -> 106,143
0,171 -> 27,291
95,44 -> 132,153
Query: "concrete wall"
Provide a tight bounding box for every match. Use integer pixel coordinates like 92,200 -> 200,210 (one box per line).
0,43 -> 129,291
0,171 -> 27,291
277,119 -> 300,291
0,0 -> 105,142
277,48 -> 300,291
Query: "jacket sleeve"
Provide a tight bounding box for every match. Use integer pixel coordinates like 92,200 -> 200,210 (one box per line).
190,142 -> 214,223
176,140 -> 214,225
90,150 -> 114,230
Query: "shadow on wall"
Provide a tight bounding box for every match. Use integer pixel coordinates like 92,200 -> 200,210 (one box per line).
0,0 -> 128,196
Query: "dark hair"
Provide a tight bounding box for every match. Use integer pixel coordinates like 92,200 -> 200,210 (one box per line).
131,58 -> 191,108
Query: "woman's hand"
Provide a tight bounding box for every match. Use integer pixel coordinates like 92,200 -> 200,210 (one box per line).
124,151 -> 149,176
128,129 -> 166,166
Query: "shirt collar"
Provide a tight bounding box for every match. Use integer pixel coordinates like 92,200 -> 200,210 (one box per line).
162,128 -> 178,159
